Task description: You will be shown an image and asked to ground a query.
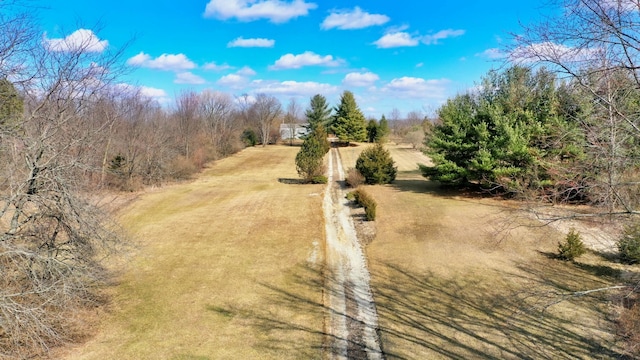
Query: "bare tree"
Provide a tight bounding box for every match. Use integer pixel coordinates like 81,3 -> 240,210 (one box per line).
0,14 -> 127,357
174,90 -> 201,158
199,90 -> 235,156
283,97 -> 302,145
252,93 -> 282,147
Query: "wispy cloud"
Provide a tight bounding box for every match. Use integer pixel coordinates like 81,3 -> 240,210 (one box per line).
203,62 -> 234,71
228,37 -> 275,48
204,0 -> 317,23
422,29 -> 465,45
476,48 -> 506,59
44,29 -> 108,53
321,6 -> 389,30
374,32 -> 420,48
381,77 -> 450,99
175,72 -> 206,84
510,41 -> 597,64
127,52 -> 197,71
252,80 -> 338,97
270,51 -> 344,70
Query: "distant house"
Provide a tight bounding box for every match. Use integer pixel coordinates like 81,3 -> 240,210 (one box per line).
280,123 -> 310,140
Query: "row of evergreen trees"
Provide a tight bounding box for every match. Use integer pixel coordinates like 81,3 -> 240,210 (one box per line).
305,90 -> 388,144
295,90 -> 394,183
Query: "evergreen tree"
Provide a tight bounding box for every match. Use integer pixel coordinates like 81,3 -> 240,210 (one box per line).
331,90 -> 367,143
377,115 -> 389,142
356,143 -> 397,185
305,94 -> 332,133
295,134 -> 325,182
421,66 -> 584,196
366,119 -> 378,143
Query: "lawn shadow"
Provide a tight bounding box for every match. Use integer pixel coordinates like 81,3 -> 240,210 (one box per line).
204,259 -> 627,359
277,178 -> 305,185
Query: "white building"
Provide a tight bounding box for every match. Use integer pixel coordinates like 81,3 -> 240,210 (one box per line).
280,123 -> 310,140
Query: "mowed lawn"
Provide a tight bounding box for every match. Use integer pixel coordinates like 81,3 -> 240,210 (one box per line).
343,143 -> 622,359
62,145 -> 326,360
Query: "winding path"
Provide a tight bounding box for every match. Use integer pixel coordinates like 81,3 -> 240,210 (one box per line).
323,146 -> 384,360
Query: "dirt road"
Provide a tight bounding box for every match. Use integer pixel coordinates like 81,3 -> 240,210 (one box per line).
323,146 -> 383,360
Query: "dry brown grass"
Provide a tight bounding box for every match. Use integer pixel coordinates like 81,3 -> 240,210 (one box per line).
346,143 -> 624,359
59,145 -> 326,360
56,143 -> 627,359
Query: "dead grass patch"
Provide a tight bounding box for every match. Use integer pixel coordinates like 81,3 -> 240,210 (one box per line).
350,144 -> 624,359
59,146 -> 326,360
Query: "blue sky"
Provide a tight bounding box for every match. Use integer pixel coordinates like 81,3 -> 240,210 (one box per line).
39,0 -> 551,118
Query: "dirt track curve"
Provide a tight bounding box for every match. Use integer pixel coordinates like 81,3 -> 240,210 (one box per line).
323,146 -> 384,360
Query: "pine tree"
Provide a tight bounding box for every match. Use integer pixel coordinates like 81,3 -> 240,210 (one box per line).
356,143 -> 397,185
331,90 -> 367,143
305,94 -> 332,133
366,119 -> 378,143
377,115 -> 389,142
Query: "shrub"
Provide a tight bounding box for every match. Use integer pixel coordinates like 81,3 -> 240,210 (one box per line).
169,155 -> 197,180
311,175 -> 328,184
345,168 -> 365,188
241,129 -> 258,147
618,298 -> 640,358
355,143 -> 397,185
557,228 -> 586,261
618,224 -> 640,264
352,188 -> 377,221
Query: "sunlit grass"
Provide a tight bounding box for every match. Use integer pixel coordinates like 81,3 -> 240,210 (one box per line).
64,146 -> 326,360
363,145 -> 622,359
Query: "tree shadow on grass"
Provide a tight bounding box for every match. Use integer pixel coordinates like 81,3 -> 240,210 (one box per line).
277,178 -> 305,185
204,259 -> 627,359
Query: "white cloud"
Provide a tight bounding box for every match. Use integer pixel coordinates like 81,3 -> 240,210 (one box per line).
422,29 -> 465,45
237,66 -> 257,76
217,73 -> 249,88
374,32 -> 419,48
140,86 -> 169,99
175,72 -> 206,84
342,72 -> 379,87
215,66 -> 257,88
44,29 -> 108,53
382,77 -> 450,99
476,48 -> 505,59
416,62 -> 424,68
270,51 -> 344,70
510,41 -> 597,64
321,6 -> 389,30
204,0 -> 317,23
228,37 -> 275,48
253,80 -> 338,97
127,52 -> 197,71
203,62 -> 233,71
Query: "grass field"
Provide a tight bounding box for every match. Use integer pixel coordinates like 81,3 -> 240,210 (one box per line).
354,143 -> 623,359
61,145 -> 326,360
60,142 -> 624,359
